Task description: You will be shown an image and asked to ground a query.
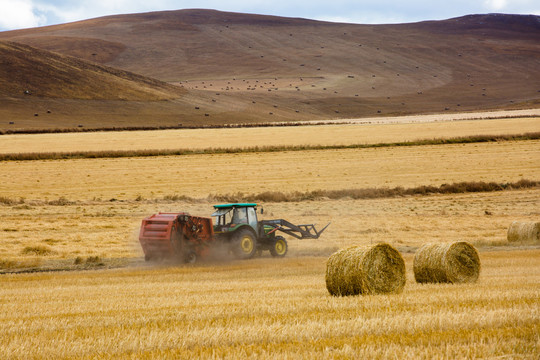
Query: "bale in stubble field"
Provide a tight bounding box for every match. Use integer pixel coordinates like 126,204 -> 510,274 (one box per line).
413,242 -> 480,284
507,221 -> 540,243
325,243 -> 406,296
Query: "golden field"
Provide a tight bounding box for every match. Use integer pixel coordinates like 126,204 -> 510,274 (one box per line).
0,140 -> 539,201
1,116 -> 538,154
0,250 -> 538,359
1,118 -> 539,358
1,189 -> 539,267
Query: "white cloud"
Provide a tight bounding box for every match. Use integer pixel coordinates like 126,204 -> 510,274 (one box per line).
30,0 -> 180,26
314,16 -> 359,24
483,0 -> 508,11
0,0 -> 46,30
315,14 -> 408,25
482,0 -> 540,13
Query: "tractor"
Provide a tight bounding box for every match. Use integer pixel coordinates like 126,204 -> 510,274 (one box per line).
139,203 -> 329,262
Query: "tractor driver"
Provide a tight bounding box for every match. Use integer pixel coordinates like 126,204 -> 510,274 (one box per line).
232,207 -> 248,224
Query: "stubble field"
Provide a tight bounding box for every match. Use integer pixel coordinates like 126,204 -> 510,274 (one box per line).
1,116 -> 538,154
1,140 -> 539,201
1,250 -> 538,359
0,116 -> 539,358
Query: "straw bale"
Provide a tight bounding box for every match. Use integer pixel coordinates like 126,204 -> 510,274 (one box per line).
325,243 -> 406,296
413,242 -> 480,284
507,221 -> 540,243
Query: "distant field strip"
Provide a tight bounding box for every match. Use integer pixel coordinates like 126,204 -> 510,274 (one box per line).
1,140 -> 538,201
1,132 -> 539,162
1,117 -> 538,156
1,180 -> 537,206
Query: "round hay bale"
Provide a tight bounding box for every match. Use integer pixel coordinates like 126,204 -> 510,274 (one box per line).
325,243 -> 406,296
507,221 -> 540,243
413,242 -> 480,284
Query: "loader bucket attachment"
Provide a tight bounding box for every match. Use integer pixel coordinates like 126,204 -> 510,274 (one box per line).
260,219 -> 330,240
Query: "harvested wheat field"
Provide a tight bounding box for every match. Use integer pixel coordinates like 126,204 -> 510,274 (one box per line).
1,140 -> 539,201
1,115 -> 539,358
1,116 -> 538,154
1,189 -> 538,271
0,249 -> 538,359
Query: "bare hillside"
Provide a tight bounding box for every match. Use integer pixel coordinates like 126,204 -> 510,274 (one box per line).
1,10 -> 539,130
0,41 -> 185,100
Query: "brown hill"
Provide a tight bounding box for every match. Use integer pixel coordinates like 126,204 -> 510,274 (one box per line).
0,41 -> 185,100
1,10 -> 539,130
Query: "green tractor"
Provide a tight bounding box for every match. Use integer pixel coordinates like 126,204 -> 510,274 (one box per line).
139,203 -> 329,262
212,203 -> 329,259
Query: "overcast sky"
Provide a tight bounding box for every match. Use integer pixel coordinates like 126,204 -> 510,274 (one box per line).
0,0 -> 539,32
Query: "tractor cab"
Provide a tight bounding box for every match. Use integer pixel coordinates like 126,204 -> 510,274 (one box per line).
212,203 -> 259,235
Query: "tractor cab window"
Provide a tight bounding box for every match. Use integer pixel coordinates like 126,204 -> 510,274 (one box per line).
212,208 -> 233,226
212,206 -> 257,227
232,207 -> 248,224
247,207 -> 258,228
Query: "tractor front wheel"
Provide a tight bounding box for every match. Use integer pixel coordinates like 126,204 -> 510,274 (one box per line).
270,236 -> 288,258
232,228 -> 257,259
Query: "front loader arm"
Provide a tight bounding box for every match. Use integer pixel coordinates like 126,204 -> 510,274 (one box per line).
260,219 -> 330,239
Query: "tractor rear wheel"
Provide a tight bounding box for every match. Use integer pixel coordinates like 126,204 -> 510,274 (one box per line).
232,228 -> 257,259
270,236 -> 288,258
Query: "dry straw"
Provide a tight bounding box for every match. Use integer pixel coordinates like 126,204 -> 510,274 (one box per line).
325,243 -> 406,296
507,221 -> 540,243
413,242 -> 480,284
